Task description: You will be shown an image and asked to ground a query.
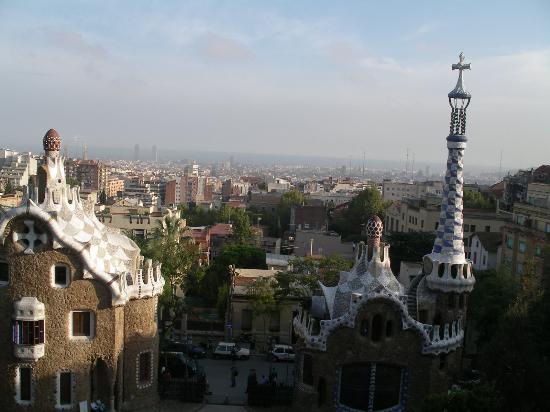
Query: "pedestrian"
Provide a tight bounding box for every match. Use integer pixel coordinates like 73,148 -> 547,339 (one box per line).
260,374 -> 269,385
246,369 -> 257,393
230,365 -> 238,387
160,367 -> 171,396
269,366 -> 278,386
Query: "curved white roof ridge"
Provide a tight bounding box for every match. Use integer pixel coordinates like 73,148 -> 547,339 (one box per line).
0,197 -> 155,306
319,242 -> 404,320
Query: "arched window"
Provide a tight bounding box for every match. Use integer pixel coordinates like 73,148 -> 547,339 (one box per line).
385,320 -> 393,338
463,264 -> 469,278
371,314 -> 383,342
450,265 -> 458,279
339,363 -> 403,411
438,263 -> 445,277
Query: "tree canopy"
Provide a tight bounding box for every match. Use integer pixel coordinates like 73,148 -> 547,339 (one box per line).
463,189 -> 495,210
144,216 -> 200,301
330,187 -> 388,240
218,205 -> 253,243
386,231 -> 436,274
275,255 -> 352,300
476,261 -> 550,411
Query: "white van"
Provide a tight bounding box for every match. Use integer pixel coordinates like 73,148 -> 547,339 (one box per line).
213,342 -> 250,360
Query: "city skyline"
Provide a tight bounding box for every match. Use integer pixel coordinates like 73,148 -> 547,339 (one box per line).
0,1 -> 548,169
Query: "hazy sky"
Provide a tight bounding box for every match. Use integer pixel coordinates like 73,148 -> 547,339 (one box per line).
0,1 -> 548,169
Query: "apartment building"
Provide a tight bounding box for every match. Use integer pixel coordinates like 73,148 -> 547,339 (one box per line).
385,196 -> 510,257
382,180 -> 444,202
106,178 -> 124,198
500,182 -> 549,276
0,151 -> 37,188
65,159 -> 109,192
95,200 -> 181,239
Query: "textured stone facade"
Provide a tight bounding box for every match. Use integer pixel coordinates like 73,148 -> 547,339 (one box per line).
293,300 -> 462,412
0,129 -> 162,411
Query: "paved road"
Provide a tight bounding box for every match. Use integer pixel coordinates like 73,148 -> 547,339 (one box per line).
197,356 -> 295,405
198,406 -> 246,411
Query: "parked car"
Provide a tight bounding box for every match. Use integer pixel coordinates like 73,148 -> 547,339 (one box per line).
268,344 -> 295,362
213,342 -> 250,360
159,351 -> 204,379
162,341 -> 207,359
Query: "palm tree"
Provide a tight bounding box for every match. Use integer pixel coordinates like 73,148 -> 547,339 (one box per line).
150,215 -> 198,300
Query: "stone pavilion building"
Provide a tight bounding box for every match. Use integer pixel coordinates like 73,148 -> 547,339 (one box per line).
0,129 -> 164,411
293,54 -> 476,411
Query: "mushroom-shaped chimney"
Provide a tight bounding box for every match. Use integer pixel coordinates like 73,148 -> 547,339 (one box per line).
366,215 -> 383,248
43,128 -> 61,153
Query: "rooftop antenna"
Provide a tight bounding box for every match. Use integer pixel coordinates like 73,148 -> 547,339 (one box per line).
411,152 -> 415,182
498,150 -> 503,178
406,148 -> 410,178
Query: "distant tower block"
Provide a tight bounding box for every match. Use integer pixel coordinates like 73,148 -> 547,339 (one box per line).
152,145 -> 158,162
82,143 -> 88,160
134,143 -> 140,161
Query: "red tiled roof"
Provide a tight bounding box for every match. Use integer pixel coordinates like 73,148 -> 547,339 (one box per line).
210,223 -> 233,236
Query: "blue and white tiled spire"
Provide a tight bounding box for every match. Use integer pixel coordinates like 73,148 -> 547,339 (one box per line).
424,53 -> 475,293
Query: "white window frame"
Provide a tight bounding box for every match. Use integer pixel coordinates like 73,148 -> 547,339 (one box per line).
56,370 -> 73,409
136,350 -> 154,389
51,263 -> 71,288
0,259 -> 9,287
15,365 -> 33,405
69,311 -> 95,341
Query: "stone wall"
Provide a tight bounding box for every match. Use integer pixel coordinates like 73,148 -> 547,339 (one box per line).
122,297 -> 159,411
293,298 -> 462,411
0,216 -> 160,411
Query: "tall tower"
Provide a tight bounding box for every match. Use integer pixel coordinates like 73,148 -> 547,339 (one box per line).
152,145 -> 158,162
423,53 -> 475,293
134,143 -> 140,161
82,142 -> 88,160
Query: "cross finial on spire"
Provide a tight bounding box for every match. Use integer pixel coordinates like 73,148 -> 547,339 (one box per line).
448,52 -> 471,99
452,52 -> 470,72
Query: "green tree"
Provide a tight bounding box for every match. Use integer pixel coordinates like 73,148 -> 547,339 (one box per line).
99,190 -> 107,204
467,266 -> 518,347
179,205 -> 218,226
147,216 -> 200,301
420,383 -> 502,412
463,189 -> 494,211
275,255 -> 352,299
386,231 -> 436,274
218,205 -> 253,243
184,243 -> 266,306
217,243 -> 267,270
3,181 -> 14,194
66,177 -> 80,188
278,189 -> 305,233
330,188 -> 388,240
247,276 -> 278,347
478,260 -> 550,411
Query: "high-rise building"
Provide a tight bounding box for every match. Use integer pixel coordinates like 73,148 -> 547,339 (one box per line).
152,145 -> 158,162
65,159 -> 109,193
133,143 -> 140,161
